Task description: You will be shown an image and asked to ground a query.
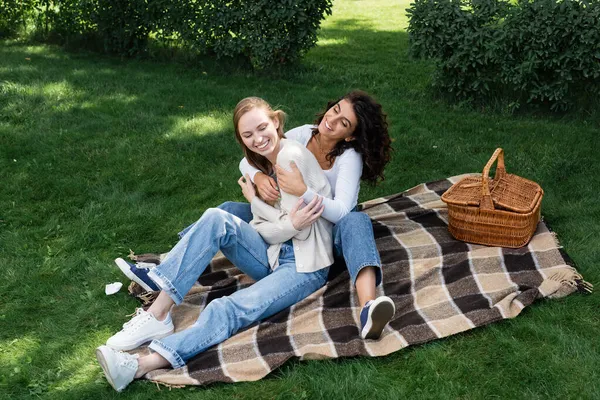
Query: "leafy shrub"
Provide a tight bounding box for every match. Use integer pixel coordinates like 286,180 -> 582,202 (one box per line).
151,0 -> 334,68
0,0 -> 36,37
44,1 -> 97,47
45,0 -> 162,55
407,0 -> 600,112
406,0 -> 476,60
1,0 -> 333,68
92,0 -> 153,56
499,0 -> 600,111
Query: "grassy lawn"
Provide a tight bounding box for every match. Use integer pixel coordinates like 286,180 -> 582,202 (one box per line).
1,0 -> 599,398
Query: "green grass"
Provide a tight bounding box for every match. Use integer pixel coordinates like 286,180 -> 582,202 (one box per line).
1,0 -> 599,398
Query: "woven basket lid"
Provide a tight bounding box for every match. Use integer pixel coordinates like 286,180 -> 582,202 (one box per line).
442,174 -> 543,214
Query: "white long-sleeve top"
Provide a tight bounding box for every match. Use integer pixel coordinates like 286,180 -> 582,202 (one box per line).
239,124 -> 362,224
250,139 -> 334,273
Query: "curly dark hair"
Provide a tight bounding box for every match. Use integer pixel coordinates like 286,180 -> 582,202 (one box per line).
312,90 -> 392,184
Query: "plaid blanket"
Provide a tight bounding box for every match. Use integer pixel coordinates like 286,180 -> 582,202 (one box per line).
128,175 -> 591,387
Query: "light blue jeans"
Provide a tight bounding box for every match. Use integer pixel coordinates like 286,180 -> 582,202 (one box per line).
148,207 -> 328,368
190,202 -> 383,286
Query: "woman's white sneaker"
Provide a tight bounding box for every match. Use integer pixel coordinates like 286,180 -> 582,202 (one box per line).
106,308 -> 174,351
96,345 -> 138,392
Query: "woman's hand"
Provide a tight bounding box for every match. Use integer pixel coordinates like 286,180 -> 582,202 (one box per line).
289,196 -> 324,231
237,174 -> 257,203
254,172 -> 280,203
275,162 -> 307,197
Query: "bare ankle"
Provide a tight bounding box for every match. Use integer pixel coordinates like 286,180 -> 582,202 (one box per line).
135,357 -> 150,379
136,353 -> 170,378
150,310 -> 169,322
134,367 -> 145,380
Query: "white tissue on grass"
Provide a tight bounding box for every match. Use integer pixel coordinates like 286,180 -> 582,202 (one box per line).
105,282 -> 123,295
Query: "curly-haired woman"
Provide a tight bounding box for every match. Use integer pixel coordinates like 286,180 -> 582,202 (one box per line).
240,90 -> 395,339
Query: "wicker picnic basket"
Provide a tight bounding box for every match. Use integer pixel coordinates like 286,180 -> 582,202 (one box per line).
441,148 -> 543,248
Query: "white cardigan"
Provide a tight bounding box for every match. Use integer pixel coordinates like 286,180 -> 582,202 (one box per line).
250,139 -> 334,273
240,124 -> 363,224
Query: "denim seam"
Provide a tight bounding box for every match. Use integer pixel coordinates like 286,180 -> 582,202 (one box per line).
149,340 -> 186,369
242,267 -> 328,317
177,239 -> 215,286
353,262 -> 383,286
232,229 -> 271,272
148,268 -> 184,304
365,237 -> 381,265
334,237 -> 342,248
222,215 -> 266,266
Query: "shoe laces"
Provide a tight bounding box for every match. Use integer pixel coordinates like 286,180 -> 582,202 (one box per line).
118,353 -> 138,371
135,262 -> 155,270
122,308 -> 152,332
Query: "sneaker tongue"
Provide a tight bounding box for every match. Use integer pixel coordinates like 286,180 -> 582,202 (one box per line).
123,309 -> 150,330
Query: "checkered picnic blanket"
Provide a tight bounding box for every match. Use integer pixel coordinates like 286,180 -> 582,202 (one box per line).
128,175 -> 591,387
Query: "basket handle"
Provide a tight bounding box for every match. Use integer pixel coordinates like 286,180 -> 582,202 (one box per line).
480,148 -> 507,210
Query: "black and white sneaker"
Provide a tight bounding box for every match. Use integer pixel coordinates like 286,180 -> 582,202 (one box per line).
360,296 -> 395,340
114,257 -> 159,292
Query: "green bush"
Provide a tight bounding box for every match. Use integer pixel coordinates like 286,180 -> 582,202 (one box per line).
92,0 -> 153,56
152,0 -> 334,68
500,0 -> 600,111
44,1 -> 98,49
1,0 -> 333,68
407,0 -> 600,112
0,0 -> 36,37
47,0 -> 183,56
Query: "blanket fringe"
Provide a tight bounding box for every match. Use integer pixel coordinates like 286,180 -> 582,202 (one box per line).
546,267 -> 593,297
137,291 -> 159,306
128,281 -> 159,306
151,380 -> 185,390
574,278 -> 594,294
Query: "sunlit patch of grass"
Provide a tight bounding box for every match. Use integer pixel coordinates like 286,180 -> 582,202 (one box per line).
317,37 -> 349,47
0,336 -> 40,371
164,113 -> 230,140
0,335 -> 42,395
50,331 -> 111,392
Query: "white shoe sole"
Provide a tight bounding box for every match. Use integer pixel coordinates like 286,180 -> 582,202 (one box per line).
96,346 -> 127,392
106,328 -> 174,351
114,257 -> 154,292
361,296 -> 396,340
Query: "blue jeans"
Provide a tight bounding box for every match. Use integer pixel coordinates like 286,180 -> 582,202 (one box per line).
178,201 -> 253,239
205,202 -> 383,287
148,207 -> 328,368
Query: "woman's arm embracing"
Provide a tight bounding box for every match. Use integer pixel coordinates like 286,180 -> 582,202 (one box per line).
276,149 -> 362,224
250,197 -> 307,244
249,140 -> 331,244
276,141 -> 332,213
299,149 -> 362,223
